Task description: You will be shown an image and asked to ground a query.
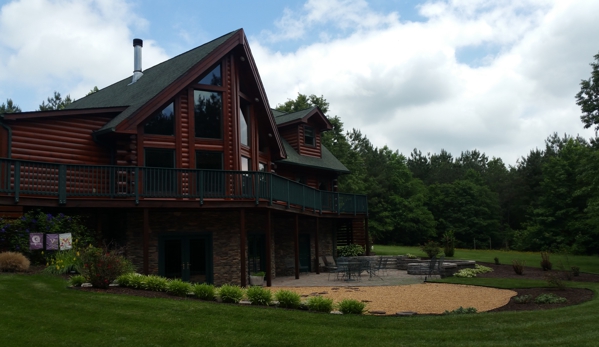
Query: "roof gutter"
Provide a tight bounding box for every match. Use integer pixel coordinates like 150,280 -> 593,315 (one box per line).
0,116 -> 12,158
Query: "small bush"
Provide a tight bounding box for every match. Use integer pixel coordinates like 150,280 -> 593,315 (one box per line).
405,253 -> 418,259
512,259 -> 525,275
494,257 -> 500,265
443,231 -> 455,257
79,245 -> 129,289
337,299 -> 366,315
246,286 -> 272,306
0,251 -> 30,272
306,296 -> 334,313
127,274 -> 146,289
251,271 -> 265,277
192,283 -> 216,301
420,241 -> 441,258
218,284 -> 245,303
68,274 -> 87,287
534,293 -> 567,304
513,294 -> 533,304
571,266 -> 580,277
337,244 -> 364,257
166,279 -> 191,297
443,306 -> 477,315
116,273 -> 135,287
540,252 -> 552,271
545,272 -> 566,290
144,275 -> 169,292
275,290 -> 301,309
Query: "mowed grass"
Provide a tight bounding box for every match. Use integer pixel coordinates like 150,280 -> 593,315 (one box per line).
1,273 -> 599,347
373,245 -> 599,274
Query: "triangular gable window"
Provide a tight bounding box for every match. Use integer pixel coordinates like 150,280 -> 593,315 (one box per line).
144,102 -> 175,136
198,64 -> 222,86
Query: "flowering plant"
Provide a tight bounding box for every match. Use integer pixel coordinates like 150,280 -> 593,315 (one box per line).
79,245 -> 129,289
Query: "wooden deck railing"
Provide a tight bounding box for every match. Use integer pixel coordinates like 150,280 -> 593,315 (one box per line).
0,158 -> 367,215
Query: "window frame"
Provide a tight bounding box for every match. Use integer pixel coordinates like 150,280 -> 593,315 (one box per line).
304,126 -> 315,147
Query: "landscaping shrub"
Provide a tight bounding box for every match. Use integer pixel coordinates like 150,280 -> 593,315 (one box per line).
274,290 -> 301,309
420,241 -> 441,258
540,252 -> 552,271
337,244 -> 364,257
0,251 -> 30,272
443,306 -> 477,315
545,272 -> 566,290
337,299 -> 366,315
166,279 -> 191,297
123,273 -> 146,289
453,264 -> 493,278
192,283 -> 216,301
246,286 -> 272,306
443,231 -> 455,257
513,294 -> 533,304
144,275 -> 169,292
306,296 -> 334,313
218,284 -> 245,303
44,249 -> 82,275
116,273 -> 135,287
494,257 -> 500,265
69,275 -> 87,287
512,259 -> 525,275
534,293 -> 567,304
79,245 -> 129,289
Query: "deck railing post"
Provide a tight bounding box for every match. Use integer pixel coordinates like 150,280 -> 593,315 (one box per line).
254,172 -> 259,205
134,167 -> 140,205
336,192 -> 340,215
268,173 -> 273,206
302,185 -> 305,212
199,170 -> 204,205
14,161 -> 20,203
286,180 -> 290,209
58,164 -> 66,204
109,166 -> 115,198
353,195 -> 356,216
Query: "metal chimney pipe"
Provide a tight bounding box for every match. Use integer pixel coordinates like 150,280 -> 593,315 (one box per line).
131,38 -> 143,84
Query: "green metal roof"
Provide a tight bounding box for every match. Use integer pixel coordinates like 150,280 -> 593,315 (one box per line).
66,30 -> 240,133
277,138 -> 349,173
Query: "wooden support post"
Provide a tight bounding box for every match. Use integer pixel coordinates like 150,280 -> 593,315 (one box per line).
143,208 -> 149,275
365,218 -> 370,256
294,214 -> 300,279
315,217 -> 320,274
266,210 -> 272,287
240,209 -> 247,287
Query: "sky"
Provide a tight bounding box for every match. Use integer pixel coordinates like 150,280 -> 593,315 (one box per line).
1,0 -> 598,166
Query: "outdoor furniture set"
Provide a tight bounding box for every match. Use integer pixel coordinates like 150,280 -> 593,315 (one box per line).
322,256 -> 388,282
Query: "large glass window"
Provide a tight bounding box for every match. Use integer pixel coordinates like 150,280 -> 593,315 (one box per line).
194,90 -> 222,139
144,102 -> 174,135
239,102 -> 250,147
304,126 -> 315,146
198,64 -> 222,86
241,157 -> 250,171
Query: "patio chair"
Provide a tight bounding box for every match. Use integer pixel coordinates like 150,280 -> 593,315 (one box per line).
423,255 -> 437,281
426,255 -> 444,281
322,256 -> 337,273
368,256 -> 384,281
329,261 -> 348,281
380,257 -> 389,276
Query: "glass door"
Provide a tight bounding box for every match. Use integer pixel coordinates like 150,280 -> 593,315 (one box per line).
160,234 -> 212,283
299,234 -> 311,272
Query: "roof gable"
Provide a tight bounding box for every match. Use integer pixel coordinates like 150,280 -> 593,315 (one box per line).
277,138 -> 349,173
274,106 -> 332,131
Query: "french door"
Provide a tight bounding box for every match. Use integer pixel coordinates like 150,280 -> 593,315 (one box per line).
159,234 -> 212,283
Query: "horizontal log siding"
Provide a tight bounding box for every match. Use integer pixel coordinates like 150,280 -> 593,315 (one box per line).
115,135 -> 137,166
10,116 -> 112,164
143,135 -> 176,149
298,125 -> 321,158
0,126 -> 7,158
279,127 -> 299,153
351,218 -> 367,249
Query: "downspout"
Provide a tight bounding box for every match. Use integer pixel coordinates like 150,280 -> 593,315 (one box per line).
0,117 -> 12,158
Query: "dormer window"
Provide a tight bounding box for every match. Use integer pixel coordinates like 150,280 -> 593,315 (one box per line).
304,126 -> 315,146
198,64 -> 222,86
144,102 -> 174,135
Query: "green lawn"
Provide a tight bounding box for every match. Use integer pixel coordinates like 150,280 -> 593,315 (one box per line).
373,245 -> 599,274
1,274 -> 598,346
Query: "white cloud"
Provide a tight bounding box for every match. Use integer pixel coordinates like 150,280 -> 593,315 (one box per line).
0,0 -> 169,109
253,0 -> 599,165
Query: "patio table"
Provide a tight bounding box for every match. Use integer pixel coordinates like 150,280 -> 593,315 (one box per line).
337,260 -> 365,281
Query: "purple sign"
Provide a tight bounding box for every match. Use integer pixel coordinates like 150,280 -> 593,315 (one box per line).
46,234 -> 59,250
29,233 -> 43,250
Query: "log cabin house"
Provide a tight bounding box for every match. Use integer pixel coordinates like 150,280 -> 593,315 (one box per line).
0,29 -> 368,286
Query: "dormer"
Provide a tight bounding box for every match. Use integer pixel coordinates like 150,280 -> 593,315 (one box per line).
273,106 -> 332,158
